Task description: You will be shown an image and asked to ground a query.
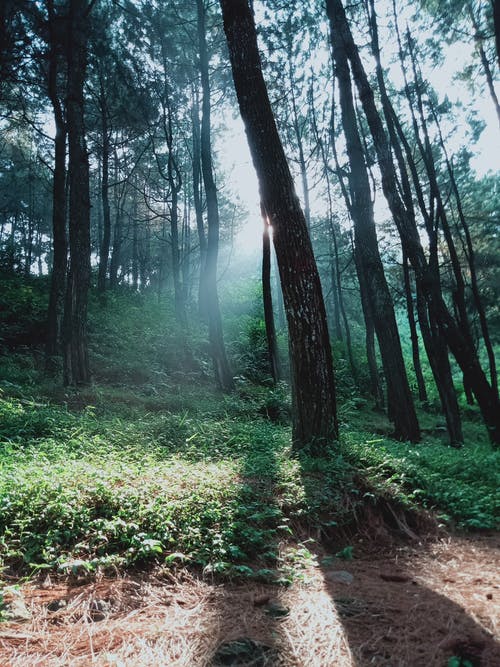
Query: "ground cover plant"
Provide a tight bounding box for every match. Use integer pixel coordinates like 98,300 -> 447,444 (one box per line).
0,276 -> 499,666
0,314 -> 498,580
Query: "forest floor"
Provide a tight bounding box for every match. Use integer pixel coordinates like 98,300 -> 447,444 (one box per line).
0,531 -> 499,666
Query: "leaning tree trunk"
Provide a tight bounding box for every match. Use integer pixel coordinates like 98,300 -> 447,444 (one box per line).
468,3 -> 500,127
333,0 -> 499,445
45,0 -> 67,369
367,0 -> 462,442
328,0 -> 419,441
429,100 -> 499,402
220,0 -> 338,450
197,0 -> 233,391
62,0 -> 91,386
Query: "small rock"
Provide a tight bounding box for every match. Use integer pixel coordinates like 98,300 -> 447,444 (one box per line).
325,570 -> 354,585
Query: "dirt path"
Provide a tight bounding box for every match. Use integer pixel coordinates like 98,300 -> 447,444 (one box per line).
1,533 -> 498,666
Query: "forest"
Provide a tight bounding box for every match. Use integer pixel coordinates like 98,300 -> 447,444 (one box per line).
0,0 -> 499,665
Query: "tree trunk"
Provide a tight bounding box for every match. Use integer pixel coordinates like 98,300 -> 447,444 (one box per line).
493,0 -> 500,69
403,253 -> 427,403
97,75 -> 111,294
197,0 -> 233,391
165,115 -> 186,327
287,57 -> 311,230
109,150 -> 123,289
220,0 -> 338,450
338,0 -> 499,444
405,29 -> 475,355
62,0 -> 91,386
191,89 -> 208,317
262,214 -> 280,384
328,0 -> 419,441
429,101 -> 499,402
354,244 -> 384,410
45,0 -> 67,368
416,286 -> 463,445
367,0 -> 463,441
468,3 -> 500,126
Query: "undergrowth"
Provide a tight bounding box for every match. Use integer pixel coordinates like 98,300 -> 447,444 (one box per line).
0,388 -> 356,579
340,432 -> 499,530
0,276 -> 498,582
0,383 -> 498,581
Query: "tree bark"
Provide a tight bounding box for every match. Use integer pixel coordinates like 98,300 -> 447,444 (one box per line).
335,0 -> 499,444
328,0 -> 419,441
191,88 -> 208,316
220,0 -> 338,450
493,0 -> 500,69
403,253 -> 427,404
97,74 -> 111,294
468,2 -> 500,127
429,101 -> 498,402
62,0 -> 91,386
197,0 -> 233,391
45,0 -> 67,368
165,106 -> 186,327
366,1 -> 462,441
262,213 -> 280,384
109,150 -> 123,288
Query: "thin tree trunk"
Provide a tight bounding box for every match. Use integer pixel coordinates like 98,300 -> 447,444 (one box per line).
353,241 -> 383,409
339,0 -> 499,444
468,3 -> 500,126
308,79 -> 343,342
262,213 -> 280,384
493,0 -> 500,69
287,57 -> 311,230
181,190 -> 191,305
403,253 -> 428,403
430,102 -> 498,402
63,0 -> 91,386
273,250 -> 285,330
45,0 -> 67,368
220,0 -> 338,450
366,0 -> 463,441
328,0 -> 419,441
109,151 -> 124,289
164,107 -> 186,327
327,81 -> 366,389
191,88 -> 208,317
405,29 -> 475,354
197,0 -> 233,391
97,76 -> 111,294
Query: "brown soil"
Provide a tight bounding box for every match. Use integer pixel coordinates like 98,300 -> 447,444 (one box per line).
0,533 -> 498,666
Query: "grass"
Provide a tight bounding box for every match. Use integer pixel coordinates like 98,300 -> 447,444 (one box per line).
0,275 -> 498,583
0,375 -> 498,582
0,381 -> 356,579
